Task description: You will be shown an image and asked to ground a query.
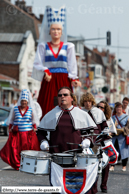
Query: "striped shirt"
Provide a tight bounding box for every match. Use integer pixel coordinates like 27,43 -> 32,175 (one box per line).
13,106 -> 33,132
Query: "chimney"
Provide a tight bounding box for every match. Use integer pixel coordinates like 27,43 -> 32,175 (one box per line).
15,0 -> 27,12
27,6 -> 32,14
39,14 -> 43,22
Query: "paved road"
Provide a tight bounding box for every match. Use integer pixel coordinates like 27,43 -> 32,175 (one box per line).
0,135 -> 129,194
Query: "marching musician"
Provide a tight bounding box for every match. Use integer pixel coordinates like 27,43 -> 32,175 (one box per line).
38,87 -> 97,153
37,87 -> 99,194
80,93 -> 109,193
0,89 -> 40,170
97,101 -> 117,193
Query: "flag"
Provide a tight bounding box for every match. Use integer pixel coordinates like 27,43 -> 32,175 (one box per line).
103,140 -> 118,164
50,161 -> 99,194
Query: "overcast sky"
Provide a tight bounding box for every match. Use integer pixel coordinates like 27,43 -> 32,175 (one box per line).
11,0 -> 129,70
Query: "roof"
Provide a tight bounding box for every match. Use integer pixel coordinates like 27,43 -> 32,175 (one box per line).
1,0 -> 41,41
0,33 -> 24,42
0,43 -> 22,62
84,45 -> 104,66
0,31 -> 31,63
12,86 -> 21,92
118,65 -> 125,71
0,73 -> 18,83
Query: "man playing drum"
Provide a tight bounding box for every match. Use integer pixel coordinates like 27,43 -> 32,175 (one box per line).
37,86 -> 98,194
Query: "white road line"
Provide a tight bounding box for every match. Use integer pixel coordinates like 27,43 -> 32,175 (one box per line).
0,165 -> 12,171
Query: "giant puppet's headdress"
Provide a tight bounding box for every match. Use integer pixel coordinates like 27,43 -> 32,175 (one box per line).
38,5 -> 67,43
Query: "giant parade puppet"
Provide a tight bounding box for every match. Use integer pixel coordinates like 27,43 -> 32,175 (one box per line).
32,5 -> 81,117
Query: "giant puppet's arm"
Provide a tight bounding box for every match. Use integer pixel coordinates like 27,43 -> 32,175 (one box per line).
32,43 -> 52,81
67,43 -> 81,87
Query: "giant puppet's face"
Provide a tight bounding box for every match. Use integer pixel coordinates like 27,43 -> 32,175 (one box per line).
50,23 -> 62,40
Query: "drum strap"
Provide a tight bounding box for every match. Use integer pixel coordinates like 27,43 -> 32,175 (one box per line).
115,115 -> 127,128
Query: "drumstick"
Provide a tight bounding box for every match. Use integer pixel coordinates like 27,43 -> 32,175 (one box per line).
47,145 -> 58,148
67,142 -> 82,147
81,134 -> 99,137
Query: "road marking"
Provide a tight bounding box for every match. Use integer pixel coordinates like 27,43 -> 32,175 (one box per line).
0,165 -> 12,171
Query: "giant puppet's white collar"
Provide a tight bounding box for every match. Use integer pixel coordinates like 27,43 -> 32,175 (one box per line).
82,106 -> 106,125
38,106 -> 97,131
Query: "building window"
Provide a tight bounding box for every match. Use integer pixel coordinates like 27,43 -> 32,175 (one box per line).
28,82 -> 32,92
96,67 -> 101,76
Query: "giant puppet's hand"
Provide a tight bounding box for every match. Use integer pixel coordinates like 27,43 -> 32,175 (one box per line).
40,140 -> 49,151
71,80 -> 82,88
44,70 -> 52,82
44,73 -> 52,82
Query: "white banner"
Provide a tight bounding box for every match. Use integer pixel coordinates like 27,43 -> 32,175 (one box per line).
50,161 -> 99,194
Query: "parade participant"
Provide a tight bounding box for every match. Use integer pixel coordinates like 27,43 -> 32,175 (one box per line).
122,97 -> 129,115
110,102 -> 129,172
38,86 -> 98,194
0,89 -> 40,170
32,5 -> 81,118
31,92 -> 42,120
37,87 -> 97,154
80,93 -> 109,193
97,101 -> 117,135
97,101 -> 117,193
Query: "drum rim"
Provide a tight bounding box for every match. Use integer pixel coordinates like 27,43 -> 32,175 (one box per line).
19,168 -> 50,175
52,153 -> 74,157
21,150 -> 51,159
77,154 -> 97,158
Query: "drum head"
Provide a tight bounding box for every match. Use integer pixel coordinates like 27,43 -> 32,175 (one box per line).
21,150 -> 51,158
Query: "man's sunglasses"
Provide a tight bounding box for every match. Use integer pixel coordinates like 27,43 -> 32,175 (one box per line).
58,93 -> 70,97
97,105 -> 104,109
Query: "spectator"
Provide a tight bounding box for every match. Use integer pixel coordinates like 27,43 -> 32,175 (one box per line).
122,97 -> 129,115
110,102 -> 129,171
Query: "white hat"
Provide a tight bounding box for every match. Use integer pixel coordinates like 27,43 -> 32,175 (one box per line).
38,5 -> 67,43
21,89 -> 29,102
46,5 -> 66,29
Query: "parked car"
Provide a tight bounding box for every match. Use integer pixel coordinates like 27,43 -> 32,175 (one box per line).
0,106 -> 11,136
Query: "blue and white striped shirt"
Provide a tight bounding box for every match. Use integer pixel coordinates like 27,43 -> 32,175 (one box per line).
13,106 -> 33,132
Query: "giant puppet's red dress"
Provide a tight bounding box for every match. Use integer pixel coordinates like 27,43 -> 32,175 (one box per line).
32,42 -> 78,118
